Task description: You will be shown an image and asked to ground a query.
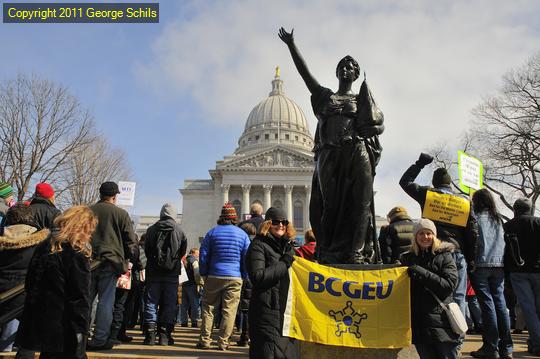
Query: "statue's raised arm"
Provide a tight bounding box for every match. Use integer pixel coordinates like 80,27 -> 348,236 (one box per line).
278,27 -> 320,94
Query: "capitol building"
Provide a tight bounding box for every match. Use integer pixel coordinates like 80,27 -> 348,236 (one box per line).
180,70 -> 316,247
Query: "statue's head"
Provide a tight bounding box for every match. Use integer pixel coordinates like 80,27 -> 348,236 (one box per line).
336,55 -> 360,81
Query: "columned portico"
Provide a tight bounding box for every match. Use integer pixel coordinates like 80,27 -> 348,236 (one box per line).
284,184 -> 294,222
304,184 -> 311,230
241,184 -> 251,216
263,184 -> 273,211
221,184 -> 230,204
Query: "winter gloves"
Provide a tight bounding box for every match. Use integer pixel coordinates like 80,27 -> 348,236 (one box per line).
416,153 -> 434,167
281,253 -> 295,267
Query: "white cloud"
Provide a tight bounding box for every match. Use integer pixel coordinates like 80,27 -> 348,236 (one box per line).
136,0 -> 540,216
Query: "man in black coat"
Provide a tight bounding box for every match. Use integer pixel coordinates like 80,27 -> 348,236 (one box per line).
378,206 -> 414,264
400,152 -> 478,347
29,182 -> 61,230
143,203 -> 187,346
238,202 -> 264,232
503,198 -> 540,355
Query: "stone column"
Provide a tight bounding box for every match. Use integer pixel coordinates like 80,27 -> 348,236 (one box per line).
242,184 -> 251,218
221,184 -> 230,204
263,184 -> 273,211
284,184 -> 294,222
304,185 -> 311,230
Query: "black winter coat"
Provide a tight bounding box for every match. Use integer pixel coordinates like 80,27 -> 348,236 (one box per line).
504,214 -> 540,273
29,196 -> 61,230
0,225 -> 49,321
400,163 -> 479,266
378,215 -> 414,264
145,217 -> 187,283
401,242 -> 460,344
16,239 -> 91,354
246,233 -> 299,359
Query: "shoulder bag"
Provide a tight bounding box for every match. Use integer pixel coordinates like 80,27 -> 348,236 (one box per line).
425,287 -> 468,335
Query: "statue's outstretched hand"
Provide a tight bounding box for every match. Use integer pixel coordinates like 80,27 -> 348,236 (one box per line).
279,27 -> 294,45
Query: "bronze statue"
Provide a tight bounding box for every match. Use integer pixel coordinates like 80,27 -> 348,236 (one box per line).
279,27 -> 384,264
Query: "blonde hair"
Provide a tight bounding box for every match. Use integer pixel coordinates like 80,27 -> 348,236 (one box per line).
259,220 -> 296,239
411,230 -> 442,256
51,206 -> 97,258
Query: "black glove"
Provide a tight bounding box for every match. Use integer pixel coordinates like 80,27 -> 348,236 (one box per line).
467,261 -> 477,274
280,253 -> 295,268
416,152 -> 434,167
407,264 -> 422,279
74,333 -> 87,359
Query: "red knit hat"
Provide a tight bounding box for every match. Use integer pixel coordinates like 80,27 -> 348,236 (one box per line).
35,183 -> 54,199
220,202 -> 237,221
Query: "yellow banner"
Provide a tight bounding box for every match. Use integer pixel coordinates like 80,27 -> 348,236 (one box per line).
422,190 -> 470,227
283,257 -> 411,348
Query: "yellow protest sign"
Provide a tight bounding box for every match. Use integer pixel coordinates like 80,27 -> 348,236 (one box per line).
283,257 -> 411,348
422,190 -> 470,227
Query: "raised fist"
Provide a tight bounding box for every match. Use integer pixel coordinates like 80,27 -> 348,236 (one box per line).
416,152 -> 434,167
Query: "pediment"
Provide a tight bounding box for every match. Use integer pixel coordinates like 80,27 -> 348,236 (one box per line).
218,146 -> 314,170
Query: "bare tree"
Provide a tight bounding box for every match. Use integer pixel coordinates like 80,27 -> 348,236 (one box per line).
428,53 -> 540,213
56,136 -> 131,208
0,74 -> 95,200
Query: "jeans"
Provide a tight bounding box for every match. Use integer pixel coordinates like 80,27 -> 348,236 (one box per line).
144,281 -> 178,326
466,295 -> 483,331
0,319 -> 18,351
110,288 -> 129,337
90,264 -> 119,345
470,268 -> 513,355
179,284 -> 200,324
510,272 -> 540,350
452,252 -> 467,348
415,342 -> 459,359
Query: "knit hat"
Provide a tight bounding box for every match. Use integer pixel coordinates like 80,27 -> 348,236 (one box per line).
35,183 -> 54,199
265,207 -> 287,221
413,218 -> 437,238
513,198 -> 532,215
432,168 -> 452,187
160,202 -> 177,220
0,182 -> 13,199
387,206 -> 409,222
220,202 -> 237,221
99,181 -> 120,196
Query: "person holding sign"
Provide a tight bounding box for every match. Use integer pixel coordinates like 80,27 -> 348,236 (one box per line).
246,207 -> 299,359
401,218 -> 460,359
400,153 -> 478,349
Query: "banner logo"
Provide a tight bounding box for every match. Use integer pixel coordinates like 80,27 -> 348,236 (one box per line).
329,301 -> 368,338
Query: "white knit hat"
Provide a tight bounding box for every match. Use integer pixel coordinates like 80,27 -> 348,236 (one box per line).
413,218 -> 437,238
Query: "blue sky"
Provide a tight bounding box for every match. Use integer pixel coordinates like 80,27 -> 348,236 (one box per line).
1,0 -> 540,219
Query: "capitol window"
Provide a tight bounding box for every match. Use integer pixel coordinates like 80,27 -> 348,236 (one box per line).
265,134 -> 269,140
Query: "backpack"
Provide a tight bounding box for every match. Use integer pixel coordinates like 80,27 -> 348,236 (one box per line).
156,229 -> 177,271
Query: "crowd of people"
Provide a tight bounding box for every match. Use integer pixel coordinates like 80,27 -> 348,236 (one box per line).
0,163 -> 538,359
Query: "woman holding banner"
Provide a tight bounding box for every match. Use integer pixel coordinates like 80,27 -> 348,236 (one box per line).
401,218 -> 460,359
246,207 -> 299,359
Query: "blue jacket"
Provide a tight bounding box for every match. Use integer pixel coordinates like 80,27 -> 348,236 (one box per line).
475,211 -> 505,267
199,224 -> 250,279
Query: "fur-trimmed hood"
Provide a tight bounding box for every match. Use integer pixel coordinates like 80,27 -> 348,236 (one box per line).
434,241 -> 455,254
0,224 -> 50,250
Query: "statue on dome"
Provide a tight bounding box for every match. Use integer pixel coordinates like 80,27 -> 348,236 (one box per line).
279,27 -> 384,264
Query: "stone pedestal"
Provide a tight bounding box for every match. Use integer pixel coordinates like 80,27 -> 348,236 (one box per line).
301,341 -> 403,359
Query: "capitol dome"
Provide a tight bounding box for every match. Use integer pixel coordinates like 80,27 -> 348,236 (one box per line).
235,69 -> 314,155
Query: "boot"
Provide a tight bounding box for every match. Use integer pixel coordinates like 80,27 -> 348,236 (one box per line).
158,325 -> 168,346
143,322 -> 156,346
108,325 -> 121,345
166,324 -> 175,345
236,332 -> 249,347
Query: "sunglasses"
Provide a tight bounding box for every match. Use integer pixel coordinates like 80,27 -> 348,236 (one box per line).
271,219 -> 289,226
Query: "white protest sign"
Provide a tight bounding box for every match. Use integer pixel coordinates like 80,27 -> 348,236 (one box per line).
458,151 -> 483,194
117,181 -> 136,206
